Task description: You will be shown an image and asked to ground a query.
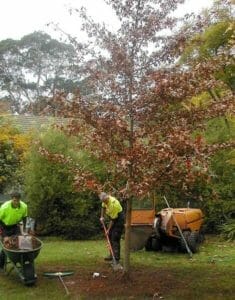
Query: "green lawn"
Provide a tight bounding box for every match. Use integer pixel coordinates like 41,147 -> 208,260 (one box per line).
0,235 -> 234,299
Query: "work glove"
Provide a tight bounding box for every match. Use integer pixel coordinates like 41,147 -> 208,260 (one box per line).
19,222 -> 25,235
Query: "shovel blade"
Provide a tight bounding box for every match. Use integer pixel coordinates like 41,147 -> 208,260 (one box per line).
43,271 -> 74,277
111,262 -> 123,271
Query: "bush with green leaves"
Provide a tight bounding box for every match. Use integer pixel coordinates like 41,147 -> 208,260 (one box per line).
201,115 -> 235,232
203,148 -> 235,232
0,120 -> 30,193
0,138 -> 18,193
220,219 -> 235,241
24,128 -> 102,239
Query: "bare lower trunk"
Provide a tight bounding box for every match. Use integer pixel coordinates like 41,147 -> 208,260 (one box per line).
208,88 -> 220,101
123,197 -> 132,274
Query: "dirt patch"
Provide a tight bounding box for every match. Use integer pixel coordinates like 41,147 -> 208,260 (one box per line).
41,263 -> 183,299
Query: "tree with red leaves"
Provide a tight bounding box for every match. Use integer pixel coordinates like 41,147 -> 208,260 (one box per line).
45,0 -> 234,273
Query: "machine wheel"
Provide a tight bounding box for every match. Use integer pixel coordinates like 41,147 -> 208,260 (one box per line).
152,237 -> 162,251
23,262 -> 36,285
199,231 -> 205,243
145,237 -> 153,251
187,231 -> 200,253
179,231 -> 190,253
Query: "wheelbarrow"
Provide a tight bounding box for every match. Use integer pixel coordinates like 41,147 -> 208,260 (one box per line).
0,235 -> 42,285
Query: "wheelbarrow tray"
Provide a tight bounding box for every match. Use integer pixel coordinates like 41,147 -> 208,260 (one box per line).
0,235 -> 42,285
2,239 -> 42,264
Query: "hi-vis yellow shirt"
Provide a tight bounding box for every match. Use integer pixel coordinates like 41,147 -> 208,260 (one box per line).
102,196 -> 122,219
0,200 -> 28,226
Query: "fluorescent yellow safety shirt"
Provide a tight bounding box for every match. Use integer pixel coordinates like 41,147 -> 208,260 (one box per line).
0,200 -> 28,226
102,196 -> 122,219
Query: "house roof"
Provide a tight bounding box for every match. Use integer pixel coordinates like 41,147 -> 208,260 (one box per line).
0,115 -> 68,132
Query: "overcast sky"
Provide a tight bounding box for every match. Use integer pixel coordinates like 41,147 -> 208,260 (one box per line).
0,0 -> 213,41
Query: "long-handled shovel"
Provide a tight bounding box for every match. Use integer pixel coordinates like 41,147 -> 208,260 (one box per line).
164,196 -> 193,258
43,271 -> 74,295
100,219 -> 123,271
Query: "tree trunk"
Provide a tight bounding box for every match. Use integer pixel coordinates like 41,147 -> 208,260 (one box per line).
208,88 -> 220,101
123,197 -> 132,274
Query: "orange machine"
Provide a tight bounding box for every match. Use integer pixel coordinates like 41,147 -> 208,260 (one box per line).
130,198 -> 204,253
158,208 -> 204,237
130,198 -> 156,251
131,209 -> 155,226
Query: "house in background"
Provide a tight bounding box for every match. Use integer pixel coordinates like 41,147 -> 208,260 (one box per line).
0,98 -> 67,133
0,99 -> 11,115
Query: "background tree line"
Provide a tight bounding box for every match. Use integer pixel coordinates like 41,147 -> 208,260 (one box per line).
0,31 -> 86,114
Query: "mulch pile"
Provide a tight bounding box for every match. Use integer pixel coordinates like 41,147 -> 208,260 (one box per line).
3,235 -> 40,250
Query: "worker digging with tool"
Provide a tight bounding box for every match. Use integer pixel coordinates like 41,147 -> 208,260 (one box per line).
99,192 -> 124,265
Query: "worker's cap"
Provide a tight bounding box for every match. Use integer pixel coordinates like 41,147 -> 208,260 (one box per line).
99,192 -> 109,201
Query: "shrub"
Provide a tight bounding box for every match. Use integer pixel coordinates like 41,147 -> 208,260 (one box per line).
0,122 -> 30,193
24,128 -> 101,239
220,219 -> 235,241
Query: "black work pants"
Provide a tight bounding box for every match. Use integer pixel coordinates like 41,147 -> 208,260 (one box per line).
108,212 -> 124,261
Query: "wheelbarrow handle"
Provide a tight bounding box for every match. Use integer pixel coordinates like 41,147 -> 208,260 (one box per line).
58,275 -> 70,295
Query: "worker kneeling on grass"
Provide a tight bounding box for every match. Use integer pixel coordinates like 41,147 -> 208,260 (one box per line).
0,191 -> 28,268
99,192 -> 124,263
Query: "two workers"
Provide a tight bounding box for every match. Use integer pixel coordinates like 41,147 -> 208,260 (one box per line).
0,190 -> 124,266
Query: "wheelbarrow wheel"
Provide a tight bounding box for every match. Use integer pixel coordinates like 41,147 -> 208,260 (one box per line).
23,262 -> 36,285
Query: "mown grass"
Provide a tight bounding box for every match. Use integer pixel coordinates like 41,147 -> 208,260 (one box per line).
132,235 -> 235,300
0,235 -> 234,300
